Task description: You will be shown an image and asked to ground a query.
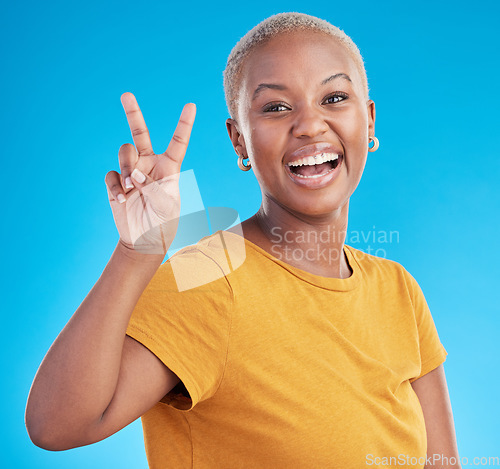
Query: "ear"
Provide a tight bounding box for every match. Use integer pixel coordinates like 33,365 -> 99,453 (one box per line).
366,99 -> 376,136
226,118 -> 247,157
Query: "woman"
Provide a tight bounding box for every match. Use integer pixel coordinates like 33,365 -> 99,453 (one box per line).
26,12 -> 461,468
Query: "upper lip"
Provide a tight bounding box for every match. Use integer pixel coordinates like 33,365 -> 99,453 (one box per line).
284,142 -> 344,166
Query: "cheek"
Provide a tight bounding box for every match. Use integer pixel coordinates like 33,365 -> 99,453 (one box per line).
344,110 -> 369,152
247,122 -> 285,159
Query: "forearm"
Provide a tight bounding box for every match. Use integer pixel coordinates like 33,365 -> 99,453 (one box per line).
412,366 -> 461,469
26,242 -> 164,445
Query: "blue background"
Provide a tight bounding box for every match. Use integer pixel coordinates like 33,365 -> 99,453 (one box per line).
1,0 -> 498,467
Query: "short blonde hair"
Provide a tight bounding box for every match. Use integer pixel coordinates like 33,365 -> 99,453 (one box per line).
223,12 -> 369,120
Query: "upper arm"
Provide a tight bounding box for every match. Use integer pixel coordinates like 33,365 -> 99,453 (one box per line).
88,336 -> 180,444
411,364 -> 461,468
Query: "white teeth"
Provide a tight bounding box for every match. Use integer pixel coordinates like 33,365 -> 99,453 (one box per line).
287,152 -> 340,167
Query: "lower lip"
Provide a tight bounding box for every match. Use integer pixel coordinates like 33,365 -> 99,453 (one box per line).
284,156 -> 343,189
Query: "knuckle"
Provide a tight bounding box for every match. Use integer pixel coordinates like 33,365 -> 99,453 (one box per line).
172,133 -> 187,146
136,146 -> 155,156
109,182 -> 123,193
119,143 -> 135,151
105,170 -> 118,183
164,150 -> 176,161
131,127 -> 149,138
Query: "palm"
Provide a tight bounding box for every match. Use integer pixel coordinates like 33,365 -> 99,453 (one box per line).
106,93 -> 196,255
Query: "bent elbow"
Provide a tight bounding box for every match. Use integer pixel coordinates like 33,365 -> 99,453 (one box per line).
26,420 -> 64,451
25,410 -> 80,452
26,424 -> 58,451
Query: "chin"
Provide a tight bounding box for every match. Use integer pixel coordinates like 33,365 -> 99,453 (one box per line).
288,195 -> 349,219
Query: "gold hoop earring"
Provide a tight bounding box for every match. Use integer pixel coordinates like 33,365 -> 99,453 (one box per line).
238,154 -> 252,171
368,136 -> 379,152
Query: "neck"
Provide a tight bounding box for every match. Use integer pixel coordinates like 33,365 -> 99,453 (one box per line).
252,198 -> 351,279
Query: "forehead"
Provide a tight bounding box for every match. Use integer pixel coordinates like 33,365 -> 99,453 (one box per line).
239,30 -> 362,94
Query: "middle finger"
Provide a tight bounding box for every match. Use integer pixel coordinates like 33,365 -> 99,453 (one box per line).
121,92 -> 154,156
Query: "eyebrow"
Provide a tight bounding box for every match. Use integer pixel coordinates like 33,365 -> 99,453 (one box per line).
252,83 -> 287,101
252,73 -> 353,101
321,73 -> 352,85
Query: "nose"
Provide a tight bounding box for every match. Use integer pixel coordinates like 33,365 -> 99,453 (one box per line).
291,105 -> 329,139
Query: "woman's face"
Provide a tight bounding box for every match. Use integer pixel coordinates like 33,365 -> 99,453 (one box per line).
227,30 -> 376,219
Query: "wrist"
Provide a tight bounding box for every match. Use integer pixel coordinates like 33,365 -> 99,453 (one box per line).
115,239 -> 166,265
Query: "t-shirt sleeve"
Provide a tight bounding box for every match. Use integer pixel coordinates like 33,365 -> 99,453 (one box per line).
404,269 -> 448,383
126,246 -> 233,410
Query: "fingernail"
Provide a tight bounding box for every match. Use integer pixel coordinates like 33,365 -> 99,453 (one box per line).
117,193 -> 126,204
125,177 -> 134,189
131,168 -> 146,184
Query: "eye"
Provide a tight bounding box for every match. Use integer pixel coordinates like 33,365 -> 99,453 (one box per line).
263,102 -> 290,112
322,92 -> 348,104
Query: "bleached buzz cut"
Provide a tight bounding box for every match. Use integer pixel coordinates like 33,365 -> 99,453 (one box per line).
223,12 -> 369,120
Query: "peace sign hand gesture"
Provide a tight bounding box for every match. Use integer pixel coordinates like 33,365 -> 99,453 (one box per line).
105,93 -> 196,255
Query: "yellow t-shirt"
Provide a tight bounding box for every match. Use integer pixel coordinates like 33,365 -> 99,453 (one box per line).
126,230 -> 447,468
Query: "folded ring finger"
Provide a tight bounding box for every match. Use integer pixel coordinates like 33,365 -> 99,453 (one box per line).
105,170 -> 127,204
118,143 -> 139,190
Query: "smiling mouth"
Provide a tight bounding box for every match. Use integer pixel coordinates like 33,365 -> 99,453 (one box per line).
286,152 -> 342,178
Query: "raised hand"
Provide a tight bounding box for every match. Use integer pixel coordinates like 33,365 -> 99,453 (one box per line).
105,93 -> 196,255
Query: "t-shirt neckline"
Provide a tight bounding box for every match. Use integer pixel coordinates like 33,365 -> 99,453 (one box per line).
220,230 -> 361,292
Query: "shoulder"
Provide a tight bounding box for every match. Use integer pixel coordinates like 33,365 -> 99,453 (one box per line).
345,244 -> 406,274
346,246 -> 432,322
345,244 -> 417,292
153,231 -> 244,293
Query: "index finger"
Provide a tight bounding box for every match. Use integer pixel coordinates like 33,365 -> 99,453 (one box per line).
163,103 -> 197,164
121,92 -> 154,156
